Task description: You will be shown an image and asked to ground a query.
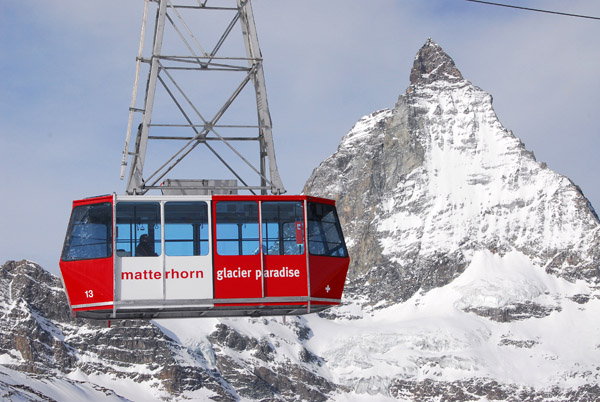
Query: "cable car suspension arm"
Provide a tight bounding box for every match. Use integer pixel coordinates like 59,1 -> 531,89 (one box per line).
140,62 -> 272,191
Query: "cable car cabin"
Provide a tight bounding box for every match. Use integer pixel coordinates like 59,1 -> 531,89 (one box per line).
59,194 -> 349,320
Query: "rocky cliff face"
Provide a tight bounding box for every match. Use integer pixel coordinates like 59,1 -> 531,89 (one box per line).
3,39 -> 600,401
304,38 -> 600,308
0,260 -> 336,401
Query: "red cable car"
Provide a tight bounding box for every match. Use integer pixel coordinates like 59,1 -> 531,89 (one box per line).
59,194 -> 349,319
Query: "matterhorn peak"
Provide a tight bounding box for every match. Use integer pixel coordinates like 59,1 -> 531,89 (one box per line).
305,37 -> 600,304
409,38 -> 464,86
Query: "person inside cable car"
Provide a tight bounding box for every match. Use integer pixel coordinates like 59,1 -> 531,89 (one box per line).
135,234 -> 157,257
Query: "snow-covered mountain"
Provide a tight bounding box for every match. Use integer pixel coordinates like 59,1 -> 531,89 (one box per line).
2,39 -> 600,401
305,38 -> 599,308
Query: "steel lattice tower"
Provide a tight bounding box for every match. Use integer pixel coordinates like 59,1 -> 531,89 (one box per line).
120,0 -> 285,195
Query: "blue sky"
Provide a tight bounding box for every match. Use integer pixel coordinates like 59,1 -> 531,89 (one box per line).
1,0 -> 599,273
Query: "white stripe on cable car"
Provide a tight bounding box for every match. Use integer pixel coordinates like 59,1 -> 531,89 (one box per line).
72,301 -> 114,309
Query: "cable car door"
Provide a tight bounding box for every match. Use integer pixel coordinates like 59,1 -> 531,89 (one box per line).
213,200 -> 262,300
261,201 -> 308,298
115,201 -> 163,301
163,201 -> 213,301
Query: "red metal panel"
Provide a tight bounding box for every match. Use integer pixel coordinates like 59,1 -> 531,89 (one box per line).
60,257 -> 114,309
263,254 -> 307,297
308,255 -> 350,301
212,194 -> 309,203
72,194 -> 114,207
213,254 -> 262,299
305,196 -> 336,206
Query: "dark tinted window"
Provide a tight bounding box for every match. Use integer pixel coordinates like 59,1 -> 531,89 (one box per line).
61,202 -> 113,261
307,202 -> 347,257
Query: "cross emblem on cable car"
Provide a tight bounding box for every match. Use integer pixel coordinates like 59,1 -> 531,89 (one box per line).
325,285 -> 331,293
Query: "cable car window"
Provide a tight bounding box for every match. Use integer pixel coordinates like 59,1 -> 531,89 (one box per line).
61,202 -> 113,261
307,202 -> 348,257
215,201 -> 259,255
116,202 -> 161,257
262,202 -> 305,255
165,202 -> 209,256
